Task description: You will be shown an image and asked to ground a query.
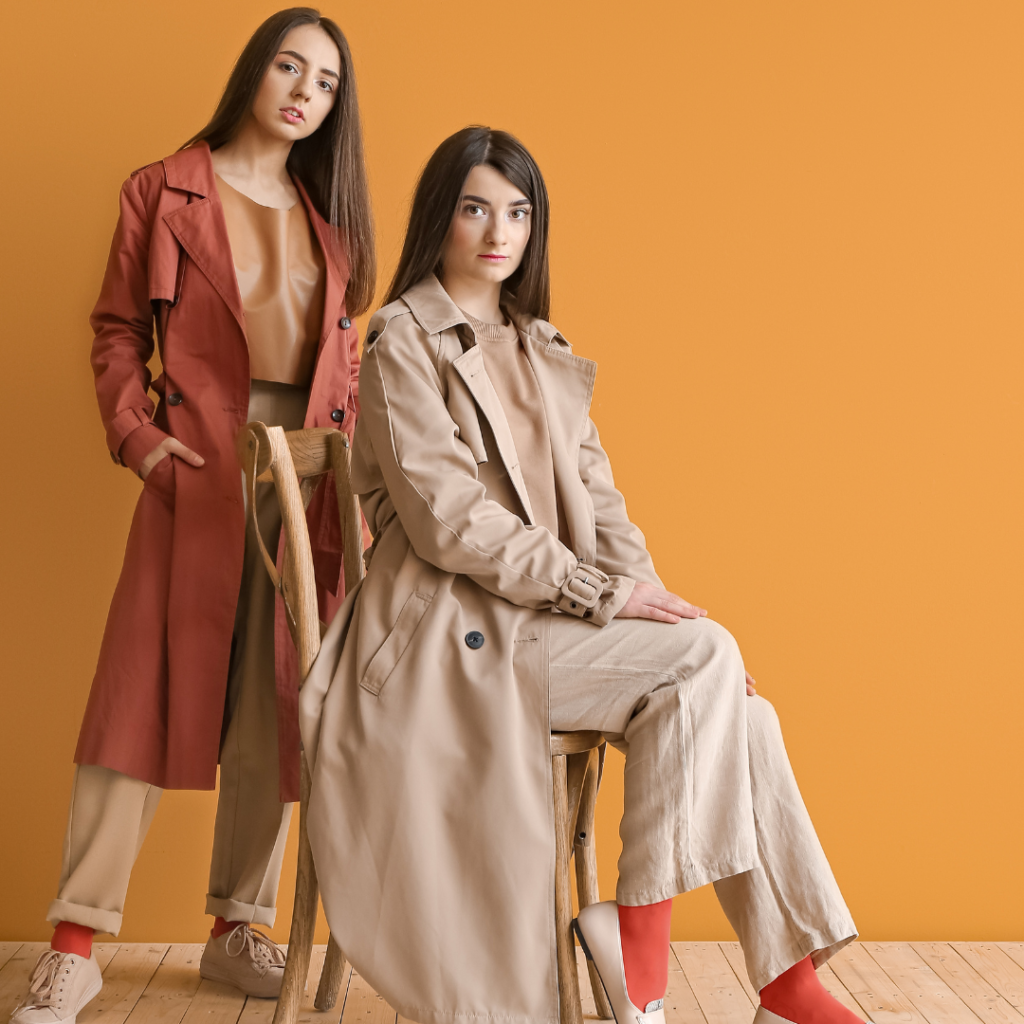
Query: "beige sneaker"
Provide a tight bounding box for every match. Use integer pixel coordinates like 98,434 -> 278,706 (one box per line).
9,949 -> 102,1024
199,925 -> 286,998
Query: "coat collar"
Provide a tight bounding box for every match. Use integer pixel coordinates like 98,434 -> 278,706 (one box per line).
161,141 -> 349,344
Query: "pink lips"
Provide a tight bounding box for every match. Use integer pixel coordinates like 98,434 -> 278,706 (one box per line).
478,254 -> 507,261
281,107 -> 305,124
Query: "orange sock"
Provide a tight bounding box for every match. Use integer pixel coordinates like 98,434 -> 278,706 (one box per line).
51,922 -> 94,958
760,956 -> 863,1024
211,916 -> 243,938
617,900 -> 673,1011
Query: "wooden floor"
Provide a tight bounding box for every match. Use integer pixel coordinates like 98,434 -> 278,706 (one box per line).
2,941 -> 1023,1024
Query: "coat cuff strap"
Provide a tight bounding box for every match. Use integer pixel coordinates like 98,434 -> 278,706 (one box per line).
556,563 -> 609,616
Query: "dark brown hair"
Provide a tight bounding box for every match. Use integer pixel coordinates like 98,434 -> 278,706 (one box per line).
386,127 -> 550,320
184,8 -> 376,315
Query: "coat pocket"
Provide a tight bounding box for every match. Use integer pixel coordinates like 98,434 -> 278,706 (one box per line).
360,589 -> 434,696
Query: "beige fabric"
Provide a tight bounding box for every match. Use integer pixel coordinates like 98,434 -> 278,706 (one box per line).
462,310 -> 568,543
549,612 -> 857,991
300,276 -> 656,1024
49,381 -> 307,936
216,175 -> 326,387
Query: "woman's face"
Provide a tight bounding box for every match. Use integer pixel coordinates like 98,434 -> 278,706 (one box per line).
441,164 -> 533,289
250,24 -> 341,143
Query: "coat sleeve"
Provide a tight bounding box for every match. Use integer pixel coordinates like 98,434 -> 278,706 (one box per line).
578,417 -> 664,587
360,318 -> 630,623
90,173 -> 171,474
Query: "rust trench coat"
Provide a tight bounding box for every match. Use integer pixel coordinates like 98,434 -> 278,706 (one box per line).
76,141 -> 359,802
298,276 -> 663,1024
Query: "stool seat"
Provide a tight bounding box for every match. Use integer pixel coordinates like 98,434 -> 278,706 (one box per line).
551,730 -> 604,756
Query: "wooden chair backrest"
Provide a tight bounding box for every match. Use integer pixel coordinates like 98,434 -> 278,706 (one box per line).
236,423 -> 364,681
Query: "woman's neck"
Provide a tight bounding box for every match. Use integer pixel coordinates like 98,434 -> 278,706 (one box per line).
440,273 -> 505,325
210,116 -> 298,209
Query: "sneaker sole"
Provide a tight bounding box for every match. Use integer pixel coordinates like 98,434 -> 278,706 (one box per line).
198,962 -> 282,999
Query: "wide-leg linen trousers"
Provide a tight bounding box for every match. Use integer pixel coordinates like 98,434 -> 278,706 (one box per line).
47,382 -> 306,936
548,612 -> 857,991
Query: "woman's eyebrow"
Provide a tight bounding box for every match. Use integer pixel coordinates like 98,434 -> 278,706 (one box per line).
279,49 -> 340,80
461,195 -> 531,207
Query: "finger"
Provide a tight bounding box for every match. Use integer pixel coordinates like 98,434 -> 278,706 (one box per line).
639,606 -> 683,623
167,439 -> 205,466
746,683 -> 757,695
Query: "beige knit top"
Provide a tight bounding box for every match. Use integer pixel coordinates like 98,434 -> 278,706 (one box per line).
463,311 -> 569,544
216,175 -> 326,386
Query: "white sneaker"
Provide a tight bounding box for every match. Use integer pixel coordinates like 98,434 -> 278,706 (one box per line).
9,949 -> 102,1024
575,901 -> 667,1024
199,924 -> 286,998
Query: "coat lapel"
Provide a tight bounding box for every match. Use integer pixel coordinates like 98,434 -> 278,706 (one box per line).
451,346 -> 536,525
520,333 -> 599,562
295,179 -> 348,352
161,144 -> 245,332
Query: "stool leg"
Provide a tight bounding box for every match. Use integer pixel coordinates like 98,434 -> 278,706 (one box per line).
553,754 -> 584,1024
574,749 -> 614,1020
273,756 -> 318,1024
314,933 -> 348,1010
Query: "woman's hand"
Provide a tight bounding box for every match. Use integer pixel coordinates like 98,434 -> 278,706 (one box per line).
615,582 -> 707,623
139,438 -> 205,480
745,672 -> 757,696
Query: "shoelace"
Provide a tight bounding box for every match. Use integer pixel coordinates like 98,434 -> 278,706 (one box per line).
18,950 -> 71,1010
224,924 -> 286,973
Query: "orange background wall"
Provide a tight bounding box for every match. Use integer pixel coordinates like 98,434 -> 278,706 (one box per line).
1,0 -> 1022,944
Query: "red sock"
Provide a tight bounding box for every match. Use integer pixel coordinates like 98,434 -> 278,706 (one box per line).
51,922 -> 94,958
211,917 -> 244,938
760,956 -> 863,1024
617,900 -> 673,1010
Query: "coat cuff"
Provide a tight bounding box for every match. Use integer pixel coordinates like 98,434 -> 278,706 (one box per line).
117,422 -> 168,475
585,575 -> 636,626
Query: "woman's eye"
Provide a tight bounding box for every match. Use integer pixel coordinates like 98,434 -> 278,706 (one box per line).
465,205 -> 485,216
278,61 -> 298,74
509,209 -> 530,220
317,80 -> 335,93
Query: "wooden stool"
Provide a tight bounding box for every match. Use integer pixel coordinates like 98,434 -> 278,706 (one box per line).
552,730 -> 614,1023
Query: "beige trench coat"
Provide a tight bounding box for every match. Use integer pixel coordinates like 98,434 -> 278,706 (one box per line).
299,276 -> 662,1024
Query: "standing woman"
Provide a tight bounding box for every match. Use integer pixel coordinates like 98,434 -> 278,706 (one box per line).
11,9 -> 374,1023
299,127 -> 865,1024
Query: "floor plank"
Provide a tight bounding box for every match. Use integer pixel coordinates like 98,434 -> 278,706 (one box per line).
828,941 -> 929,1024
179,979 -> 246,1024
913,943 -> 1024,1024
574,945 -> 600,1019
0,946 -> 24,975
818,962 -> 871,1018
0,943 -> 50,1023
339,968 -> 395,1024
1002,949 -> 1024,974
95,946 -> 123,973
80,944 -> 170,1024
674,942 -> 755,1024
865,942 -> 982,1024
953,946 -> 1024,1012
718,943 -> 758,1005
123,945 -> 205,1024
666,947 -> 708,1024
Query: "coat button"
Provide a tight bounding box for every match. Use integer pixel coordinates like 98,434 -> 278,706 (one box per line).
331,409 -> 345,423
465,631 -> 485,649
167,393 -> 183,406
367,330 -> 379,345
339,317 -> 352,330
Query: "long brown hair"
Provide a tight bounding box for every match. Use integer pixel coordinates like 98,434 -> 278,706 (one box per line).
386,127 -> 550,320
184,8 -> 376,315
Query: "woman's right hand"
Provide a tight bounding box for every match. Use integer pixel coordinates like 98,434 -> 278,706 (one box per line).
615,581 -> 706,623
139,437 -> 205,480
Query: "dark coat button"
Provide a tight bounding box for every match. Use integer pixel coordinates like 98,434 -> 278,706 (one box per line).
465,631 -> 485,649
167,393 -> 183,406
367,330 -> 379,345
331,409 -> 345,423
339,317 -> 352,330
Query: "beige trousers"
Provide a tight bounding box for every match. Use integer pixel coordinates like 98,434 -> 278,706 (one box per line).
48,382 -> 307,937
549,613 -> 857,991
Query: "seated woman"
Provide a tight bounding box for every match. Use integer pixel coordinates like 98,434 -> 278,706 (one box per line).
299,126 -> 867,1024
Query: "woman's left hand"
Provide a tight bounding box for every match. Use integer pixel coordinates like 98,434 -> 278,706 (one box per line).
745,671 -> 757,696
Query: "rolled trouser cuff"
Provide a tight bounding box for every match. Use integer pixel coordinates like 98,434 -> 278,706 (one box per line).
205,894 -> 277,927
47,898 -> 123,937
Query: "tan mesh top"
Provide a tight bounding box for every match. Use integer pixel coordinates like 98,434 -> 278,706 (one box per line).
463,311 -> 569,544
216,175 -> 326,386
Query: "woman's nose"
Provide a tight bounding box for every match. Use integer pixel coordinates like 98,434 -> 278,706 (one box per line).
294,76 -> 314,100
